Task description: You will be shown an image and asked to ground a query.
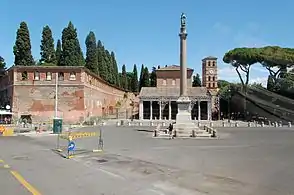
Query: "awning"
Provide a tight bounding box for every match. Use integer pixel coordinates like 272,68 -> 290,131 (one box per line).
0,110 -> 13,115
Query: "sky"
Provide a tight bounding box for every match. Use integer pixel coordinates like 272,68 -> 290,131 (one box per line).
1,0 -> 294,86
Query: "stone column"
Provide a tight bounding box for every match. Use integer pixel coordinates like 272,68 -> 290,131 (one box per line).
179,25 -> 188,96
139,101 -> 143,120
159,101 -> 162,120
150,101 -> 153,120
207,101 -> 211,120
198,100 -> 201,121
168,101 -> 171,120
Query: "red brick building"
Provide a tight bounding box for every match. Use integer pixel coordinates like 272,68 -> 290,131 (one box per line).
0,66 -> 134,123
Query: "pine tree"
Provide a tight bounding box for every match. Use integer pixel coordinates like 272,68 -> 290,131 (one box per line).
97,40 -> 107,79
131,64 -> 139,92
150,66 -> 157,87
60,21 -> 84,66
85,31 -> 98,74
121,64 -> 128,90
192,73 -> 201,87
13,21 -> 34,66
111,52 -> 120,87
267,75 -> 275,91
0,56 -> 6,69
40,25 -> 56,65
139,64 -> 145,91
55,39 -> 62,66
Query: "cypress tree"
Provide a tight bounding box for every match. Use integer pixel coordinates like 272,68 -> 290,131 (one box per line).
85,31 -> 98,74
13,21 -> 34,66
60,21 -> 84,66
40,25 -> 56,65
111,51 -> 120,87
131,64 -> 139,92
139,64 -> 145,91
97,40 -> 107,79
105,50 -> 114,84
149,66 -> 157,87
55,39 -> 62,66
0,56 -> 6,69
121,64 -> 128,90
141,67 -> 150,87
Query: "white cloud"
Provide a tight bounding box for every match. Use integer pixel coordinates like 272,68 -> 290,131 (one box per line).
249,77 -> 268,87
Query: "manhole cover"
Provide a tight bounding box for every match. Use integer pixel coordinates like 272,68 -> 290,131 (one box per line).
97,159 -> 108,163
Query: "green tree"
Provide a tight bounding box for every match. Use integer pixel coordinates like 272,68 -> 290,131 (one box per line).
121,64 -> 128,90
131,64 -> 139,92
97,40 -> 107,79
141,67 -> 150,87
149,66 -> 157,87
139,64 -> 145,91
85,31 -> 98,74
267,75 -> 275,91
40,25 -> 56,65
111,52 -> 120,87
60,21 -> 84,66
55,39 -> 62,66
126,72 -> 133,91
0,56 -> 6,69
223,48 -> 259,92
105,50 -> 114,84
192,73 -> 201,87
13,21 -> 34,66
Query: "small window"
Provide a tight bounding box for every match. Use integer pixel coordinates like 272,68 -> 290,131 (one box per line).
162,79 -> 167,85
212,61 -> 216,66
69,72 -> 76,81
21,71 -> 28,80
46,72 -> 52,80
212,76 -> 215,81
208,61 -> 211,66
58,72 -> 64,81
172,79 -> 176,85
34,71 -> 40,80
212,83 -> 215,88
208,76 -> 211,81
208,83 -> 211,88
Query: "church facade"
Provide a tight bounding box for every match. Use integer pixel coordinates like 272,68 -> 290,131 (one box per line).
138,56 -> 219,120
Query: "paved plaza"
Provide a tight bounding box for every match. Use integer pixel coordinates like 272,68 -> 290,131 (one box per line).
0,126 -> 294,194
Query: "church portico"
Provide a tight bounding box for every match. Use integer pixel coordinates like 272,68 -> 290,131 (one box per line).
139,86 -> 212,121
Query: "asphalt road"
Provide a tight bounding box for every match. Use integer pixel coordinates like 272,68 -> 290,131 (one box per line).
1,126 -> 294,195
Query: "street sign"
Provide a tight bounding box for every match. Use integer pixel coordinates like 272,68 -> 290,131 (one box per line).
68,141 -> 75,151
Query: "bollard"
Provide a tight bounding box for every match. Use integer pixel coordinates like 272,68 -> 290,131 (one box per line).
116,121 -> 120,126
162,122 -> 166,126
235,122 -> 238,127
191,130 -> 195,137
102,122 -> 106,126
274,122 -> 278,127
268,120 -> 271,126
279,121 -> 283,127
248,122 -> 251,127
127,122 -> 131,126
194,117 -> 197,121
139,122 -> 142,126
164,117 -> 166,120
198,122 -> 201,127
261,121 -> 264,127
210,122 -> 213,127
222,121 -> 225,127
288,122 -> 291,128
211,130 -> 216,138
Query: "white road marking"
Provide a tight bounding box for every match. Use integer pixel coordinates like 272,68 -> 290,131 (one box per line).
152,145 -> 253,150
72,158 -> 126,180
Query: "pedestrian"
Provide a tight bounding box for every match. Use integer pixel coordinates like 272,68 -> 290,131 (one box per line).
168,123 -> 174,139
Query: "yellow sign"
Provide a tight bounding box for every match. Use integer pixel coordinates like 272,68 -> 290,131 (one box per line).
59,132 -> 98,140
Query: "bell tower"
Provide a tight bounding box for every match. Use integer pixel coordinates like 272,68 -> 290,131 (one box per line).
202,56 -> 218,90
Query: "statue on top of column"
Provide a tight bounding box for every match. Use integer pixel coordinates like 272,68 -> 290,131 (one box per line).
181,13 -> 186,27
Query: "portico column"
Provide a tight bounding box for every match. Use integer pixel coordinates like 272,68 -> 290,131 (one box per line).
139,100 -> 143,120
198,100 -> 201,121
159,101 -> 162,120
207,101 -> 211,121
168,101 -> 171,120
150,101 -> 153,120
